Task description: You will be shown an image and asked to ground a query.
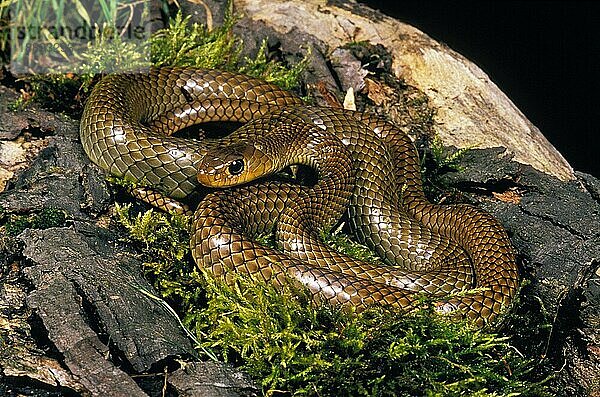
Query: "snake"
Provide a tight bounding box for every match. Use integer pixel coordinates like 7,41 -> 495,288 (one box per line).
80,67 -> 519,326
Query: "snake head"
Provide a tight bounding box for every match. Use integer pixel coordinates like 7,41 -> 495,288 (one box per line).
198,142 -> 273,187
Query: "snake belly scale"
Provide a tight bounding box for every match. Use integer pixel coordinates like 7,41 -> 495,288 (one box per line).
80,67 -> 519,326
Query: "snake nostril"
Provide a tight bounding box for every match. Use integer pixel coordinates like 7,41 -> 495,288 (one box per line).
228,159 -> 244,175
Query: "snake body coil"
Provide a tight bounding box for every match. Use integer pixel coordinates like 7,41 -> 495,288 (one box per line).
80,67 -> 519,326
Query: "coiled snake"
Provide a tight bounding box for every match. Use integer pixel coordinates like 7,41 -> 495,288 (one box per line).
80,67 -> 519,326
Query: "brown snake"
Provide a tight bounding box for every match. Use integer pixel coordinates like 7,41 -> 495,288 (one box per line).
80,67 -> 519,326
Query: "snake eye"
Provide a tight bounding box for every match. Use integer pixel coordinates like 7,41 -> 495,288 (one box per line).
228,159 -> 244,175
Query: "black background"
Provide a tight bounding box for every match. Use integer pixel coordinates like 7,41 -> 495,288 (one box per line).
360,1 -> 600,178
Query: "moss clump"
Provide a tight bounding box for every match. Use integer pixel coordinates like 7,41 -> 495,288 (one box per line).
149,12 -> 308,89
77,28 -> 151,90
150,12 -> 240,70
321,226 -> 380,263
193,271 -> 550,397
419,134 -> 475,201
2,208 -> 67,236
113,205 -> 550,397
113,202 -> 190,271
21,73 -> 83,113
239,39 -> 310,91
424,134 -> 474,174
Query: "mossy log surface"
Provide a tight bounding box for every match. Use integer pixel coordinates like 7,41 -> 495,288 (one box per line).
0,0 -> 598,396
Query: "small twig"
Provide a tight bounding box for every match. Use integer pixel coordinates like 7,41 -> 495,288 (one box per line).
194,0 -> 213,31
162,365 -> 168,397
119,3 -> 134,38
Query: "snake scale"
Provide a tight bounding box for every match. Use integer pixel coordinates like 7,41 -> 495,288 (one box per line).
80,67 -> 519,326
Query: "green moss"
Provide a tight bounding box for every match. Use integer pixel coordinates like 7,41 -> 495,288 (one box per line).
150,12 -> 240,70
192,272 -> 549,397
7,95 -> 27,111
23,73 -> 82,113
78,29 -> 151,90
113,205 -> 550,397
149,11 -> 308,89
2,208 -> 67,236
426,134 -> 474,173
239,39 -> 310,91
419,134 -> 475,201
321,226 -> 380,263
113,203 -> 190,267
4,215 -> 29,236
30,207 -> 67,229
112,203 -> 203,307
105,174 -> 142,189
